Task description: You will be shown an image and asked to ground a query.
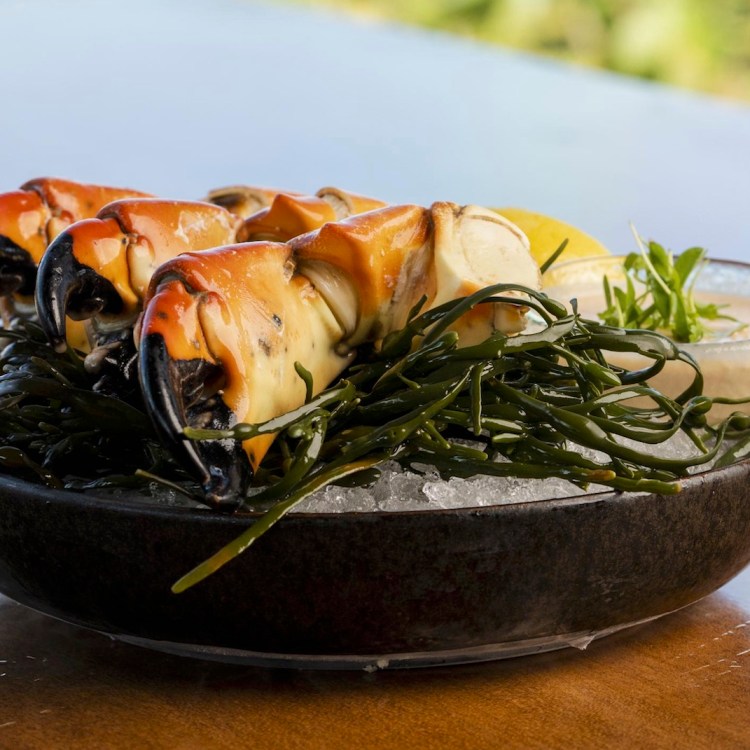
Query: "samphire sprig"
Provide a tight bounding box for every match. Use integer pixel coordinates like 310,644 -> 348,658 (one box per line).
0,318 -> 195,493
598,229 -> 745,343
175,283 -> 750,591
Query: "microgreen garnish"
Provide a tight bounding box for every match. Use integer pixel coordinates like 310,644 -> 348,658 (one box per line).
599,227 -> 745,343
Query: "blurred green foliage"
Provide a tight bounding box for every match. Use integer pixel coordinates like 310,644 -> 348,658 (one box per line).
292,0 -> 750,101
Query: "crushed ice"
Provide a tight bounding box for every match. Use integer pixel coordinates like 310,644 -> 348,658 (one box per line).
291,429 -> 719,513
103,429 -> 726,513
293,460 -> 596,513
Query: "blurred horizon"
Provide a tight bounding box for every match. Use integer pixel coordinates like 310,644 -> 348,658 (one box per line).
288,0 -> 750,102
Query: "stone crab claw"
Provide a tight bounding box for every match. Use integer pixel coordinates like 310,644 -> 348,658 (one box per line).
237,187 -> 385,242
0,177 -> 150,338
35,188 -> 384,354
136,242 -> 352,507
136,203 -> 540,506
35,199 -> 242,354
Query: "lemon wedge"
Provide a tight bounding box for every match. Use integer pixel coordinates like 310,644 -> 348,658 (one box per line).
494,207 -> 610,270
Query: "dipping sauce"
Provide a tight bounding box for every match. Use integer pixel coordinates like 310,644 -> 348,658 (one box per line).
543,256 -> 750,421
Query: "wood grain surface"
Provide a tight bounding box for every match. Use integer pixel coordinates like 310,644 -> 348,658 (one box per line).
1,566 -> 749,750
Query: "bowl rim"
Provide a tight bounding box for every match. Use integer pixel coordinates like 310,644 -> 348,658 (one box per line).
544,255 -> 750,275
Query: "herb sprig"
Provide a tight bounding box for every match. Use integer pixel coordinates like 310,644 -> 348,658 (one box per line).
599,229 -> 743,343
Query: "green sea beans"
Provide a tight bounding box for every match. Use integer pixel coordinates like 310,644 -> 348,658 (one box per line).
0,319 -> 192,492
176,284 -> 750,588
1,286 -> 749,592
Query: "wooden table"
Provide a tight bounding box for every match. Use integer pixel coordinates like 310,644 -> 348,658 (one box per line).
1,570 -> 749,749
2,1 -> 750,747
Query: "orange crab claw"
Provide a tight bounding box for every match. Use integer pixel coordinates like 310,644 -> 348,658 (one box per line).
0,177 -> 150,298
138,277 -> 252,506
35,199 -> 241,352
136,203 -> 540,505
137,243 -> 350,505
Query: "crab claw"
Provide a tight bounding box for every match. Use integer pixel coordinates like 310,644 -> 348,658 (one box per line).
237,188 -> 386,243
138,281 -> 251,508
137,243 -> 351,505
0,178 -> 150,300
36,218 -> 128,352
203,185 -> 292,219
136,205 -> 541,503
35,199 -> 240,352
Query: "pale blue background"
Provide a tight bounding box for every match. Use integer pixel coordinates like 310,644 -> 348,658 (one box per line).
1,0 -> 749,257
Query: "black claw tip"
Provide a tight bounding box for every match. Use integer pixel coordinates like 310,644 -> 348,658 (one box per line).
0,236 -> 37,297
35,232 -> 123,351
139,332 -> 251,509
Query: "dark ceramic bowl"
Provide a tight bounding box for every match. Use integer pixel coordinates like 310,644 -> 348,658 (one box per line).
2,463 -> 750,669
